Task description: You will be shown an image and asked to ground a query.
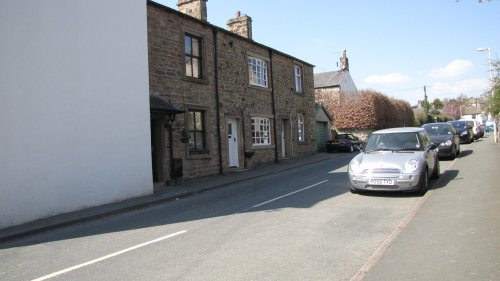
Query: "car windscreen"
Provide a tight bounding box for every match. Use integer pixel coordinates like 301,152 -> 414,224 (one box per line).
423,124 -> 451,136
365,132 -> 421,151
449,121 -> 467,129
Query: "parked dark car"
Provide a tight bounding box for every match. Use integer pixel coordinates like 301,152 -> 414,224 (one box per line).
448,120 -> 473,144
326,133 -> 363,153
460,118 -> 480,140
422,122 -> 460,160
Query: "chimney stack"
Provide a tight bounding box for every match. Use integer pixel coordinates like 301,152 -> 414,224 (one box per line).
177,0 -> 208,21
340,50 -> 349,71
227,11 -> 253,40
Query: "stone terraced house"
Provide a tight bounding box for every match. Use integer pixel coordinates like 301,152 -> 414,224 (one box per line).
148,0 -> 317,185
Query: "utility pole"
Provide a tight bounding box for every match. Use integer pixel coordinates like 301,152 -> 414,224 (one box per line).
477,47 -> 497,143
423,86 -> 430,121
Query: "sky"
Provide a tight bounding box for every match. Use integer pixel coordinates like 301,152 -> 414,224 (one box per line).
152,0 -> 500,106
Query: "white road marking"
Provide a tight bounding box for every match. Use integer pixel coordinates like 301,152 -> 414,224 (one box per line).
250,180 -> 328,209
31,230 -> 187,281
329,165 -> 348,174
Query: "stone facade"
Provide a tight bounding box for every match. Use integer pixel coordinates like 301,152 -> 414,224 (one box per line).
147,2 -> 316,183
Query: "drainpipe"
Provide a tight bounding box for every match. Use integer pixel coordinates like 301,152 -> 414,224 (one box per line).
268,49 -> 278,163
167,115 -> 176,182
212,27 -> 223,175
241,108 -> 247,168
290,111 -> 294,159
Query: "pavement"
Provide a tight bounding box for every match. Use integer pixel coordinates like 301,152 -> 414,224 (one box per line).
362,137 -> 500,280
0,152 -> 339,243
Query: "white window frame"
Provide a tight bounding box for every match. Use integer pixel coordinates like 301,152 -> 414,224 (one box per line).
298,113 -> 305,142
248,57 -> 268,87
251,117 -> 272,145
294,65 -> 303,93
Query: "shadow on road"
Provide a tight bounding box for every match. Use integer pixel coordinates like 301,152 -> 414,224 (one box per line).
457,149 -> 473,158
430,169 -> 459,191
0,155 -> 354,249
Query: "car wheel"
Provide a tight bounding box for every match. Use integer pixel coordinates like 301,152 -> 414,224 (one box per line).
417,169 -> 429,195
431,158 -> 440,179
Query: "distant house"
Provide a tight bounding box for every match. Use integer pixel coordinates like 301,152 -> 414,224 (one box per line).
314,50 -> 359,133
314,51 -> 358,104
315,70 -> 358,99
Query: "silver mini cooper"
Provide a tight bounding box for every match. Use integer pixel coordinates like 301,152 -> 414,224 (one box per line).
348,127 -> 440,195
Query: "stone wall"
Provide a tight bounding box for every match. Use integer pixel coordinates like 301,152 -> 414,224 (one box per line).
148,2 -> 316,181
148,4 -> 220,180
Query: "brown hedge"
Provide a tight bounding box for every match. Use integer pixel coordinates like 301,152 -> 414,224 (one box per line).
321,90 -> 414,130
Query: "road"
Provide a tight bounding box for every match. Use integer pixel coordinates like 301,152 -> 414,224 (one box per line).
0,136 -> 498,281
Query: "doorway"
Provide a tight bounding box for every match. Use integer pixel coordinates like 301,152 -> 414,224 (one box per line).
281,119 -> 290,159
228,119 -> 239,167
150,118 -> 165,183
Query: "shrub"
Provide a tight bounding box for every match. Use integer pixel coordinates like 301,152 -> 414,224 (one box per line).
328,90 -> 414,130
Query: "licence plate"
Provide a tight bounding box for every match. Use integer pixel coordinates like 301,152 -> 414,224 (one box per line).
369,178 -> 394,185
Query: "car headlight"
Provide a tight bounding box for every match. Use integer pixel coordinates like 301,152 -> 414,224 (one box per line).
461,131 -> 467,136
441,140 -> 452,147
405,159 -> 419,173
349,160 -> 361,173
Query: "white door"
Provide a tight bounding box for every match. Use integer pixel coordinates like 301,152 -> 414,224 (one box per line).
281,119 -> 286,158
228,119 -> 239,167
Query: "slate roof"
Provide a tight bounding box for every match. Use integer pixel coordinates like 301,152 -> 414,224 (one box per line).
150,92 -> 184,114
314,70 -> 347,88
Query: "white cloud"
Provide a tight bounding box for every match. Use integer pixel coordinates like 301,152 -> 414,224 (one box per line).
364,73 -> 411,85
430,78 -> 488,98
375,78 -> 489,106
414,79 -> 489,101
427,59 -> 473,79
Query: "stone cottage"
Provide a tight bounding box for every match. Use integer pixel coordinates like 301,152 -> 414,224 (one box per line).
148,0 -> 317,185
314,50 -> 359,136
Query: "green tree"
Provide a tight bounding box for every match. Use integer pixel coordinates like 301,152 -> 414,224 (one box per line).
423,86 -> 431,117
486,60 -> 500,117
432,98 -> 444,110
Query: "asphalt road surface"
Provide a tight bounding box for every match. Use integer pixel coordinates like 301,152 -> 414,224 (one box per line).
0,135 -> 498,281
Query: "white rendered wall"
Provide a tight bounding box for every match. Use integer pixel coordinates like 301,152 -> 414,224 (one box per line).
0,0 -> 153,228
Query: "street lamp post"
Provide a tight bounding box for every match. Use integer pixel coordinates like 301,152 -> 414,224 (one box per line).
476,47 -> 497,143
